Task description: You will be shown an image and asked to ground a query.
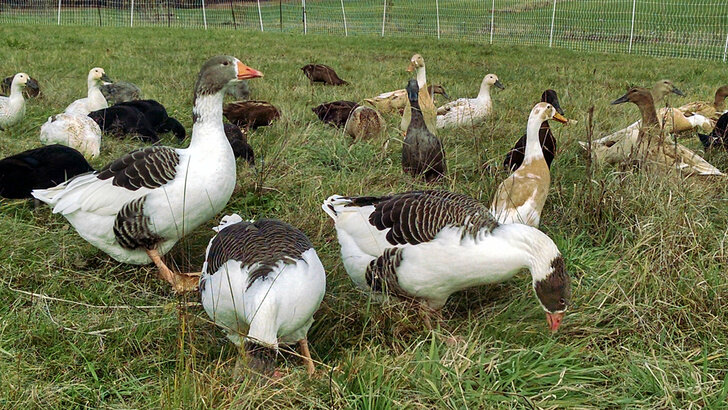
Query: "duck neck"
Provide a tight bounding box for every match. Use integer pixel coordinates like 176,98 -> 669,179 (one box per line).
190,92 -> 226,149
477,83 -> 491,101
523,115 -> 545,164
9,82 -> 25,101
493,224 -> 560,285
638,102 -> 659,127
416,66 -> 427,89
87,79 -> 105,104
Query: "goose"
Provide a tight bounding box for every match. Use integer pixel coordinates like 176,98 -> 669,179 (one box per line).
224,123 -> 255,165
697,111 -> 728,150
400,54 -> 437,133
2,74 -> 40,99
100,81 -> 142,105
200,214 -> 326,376
345,106 -> 386,140
223,100 -> 280,130
322,190 -> 572,332
402,79 -> 446,182
0,144 -> 94,200
32,56 -> 264,292
65,67 -> 112,115
115,99 -> 186,140
40,113 -> 102,158
491,103 -> 567,227
301,64 -> 348,85
436,73 -> 504,129
504,90 -> 570,171
0,73 -> 29,130
678,85 -> 728,121
312,100 -> 359,128
88,105 -> 159,143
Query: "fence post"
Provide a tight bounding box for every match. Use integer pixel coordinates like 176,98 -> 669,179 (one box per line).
229,0 -> 237,29
280,0 -> 283,31
724,32 -> 728,62
167,0 -> 171,27
202,0 -> 207,30
130,0 -> 134,27
435,0 -> 440,39
489,0 -> 494,44
302,0 -> 307,34
340,0 -> 348,36
548,0 -> 556,47
629,0 -> 636,53
257,0 -> 264,31
381,0 -> 386,37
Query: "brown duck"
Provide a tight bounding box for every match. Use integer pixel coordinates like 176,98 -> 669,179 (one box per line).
402,79 -> 446,182
223,100 -> 280,130
301,64 -> 348,86
312,100 -> 359,127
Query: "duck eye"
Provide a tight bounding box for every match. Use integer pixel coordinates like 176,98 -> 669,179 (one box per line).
559,298 -> 566,305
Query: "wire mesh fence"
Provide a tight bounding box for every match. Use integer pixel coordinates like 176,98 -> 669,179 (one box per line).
2,0 -> 727,62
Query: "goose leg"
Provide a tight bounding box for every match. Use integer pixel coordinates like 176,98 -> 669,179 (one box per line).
298,339 -> 315,376
145,249 -> 200,292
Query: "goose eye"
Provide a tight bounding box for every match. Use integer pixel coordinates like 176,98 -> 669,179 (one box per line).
222,61 -> 229,66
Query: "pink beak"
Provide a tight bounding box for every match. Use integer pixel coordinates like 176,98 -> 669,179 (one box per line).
237,60 -> 263,80
546,312 -> 565,332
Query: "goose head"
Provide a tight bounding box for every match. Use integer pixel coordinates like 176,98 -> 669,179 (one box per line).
479,73 -> 504,96
651,79 -> 684,102
194,55 -> 263,99
530,102 -> 568,124
540,89 -> 564,115
534,255 -> 572,332
406,79 -> 419,106
88,67 -> 112,86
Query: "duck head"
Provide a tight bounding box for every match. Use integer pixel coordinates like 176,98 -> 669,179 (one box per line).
651,79 -> 684,102
89,67 -> 112,85
531,101 -> 568,124
541,89 -> 564,115
534,255 -> 572,332
406,79 -> 420,106
612,87 -> 654,106
480,74 -> 505,94
429,84 -> 450,99
406,54 -> 425,72
714,85 -> 728,107
11,73 -> 29,89
194,55 -> 263,99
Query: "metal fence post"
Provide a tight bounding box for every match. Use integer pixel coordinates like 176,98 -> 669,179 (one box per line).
97,0 -> 102,26
435,0 -> 440,39
629,0 -> 636,53
229,0 -> 237,29
202,0 -> 207,30
57,0 -> 61,25
341,0 -> 348,36
549,0 -> 556,47
257,0 -> 264,31
381,0 -> 386,37
130,0 -> 134,27
724,32 -> 728,62
302,0 -> 307,34
489,0 -> 494,44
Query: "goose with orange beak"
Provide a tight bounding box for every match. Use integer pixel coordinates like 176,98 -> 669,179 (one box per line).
33,56 -> 263,292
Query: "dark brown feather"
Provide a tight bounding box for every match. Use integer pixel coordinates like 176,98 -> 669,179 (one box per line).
312,100 -> 359,127
402,80 -> 446,182
365,247 -> 407,296
97,146 -> 179,191
504,90 -> 562,171
223,100 -> 280,130
113,197 -> 163,249
301,64 -> 348,86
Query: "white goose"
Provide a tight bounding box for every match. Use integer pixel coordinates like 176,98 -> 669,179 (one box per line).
200,214 -> 326,376
436,73 -> 504,129
40,113 -> 102,158
0,73 -> 29,130
322,190 -> 571,332
65,67 -> 112,115
33,56 -> 263,292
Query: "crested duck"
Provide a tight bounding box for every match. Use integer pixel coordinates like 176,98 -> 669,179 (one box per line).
200,214 -> 326,376
65,67 -> 112,115
223,100 -> 280,130
100,81 -> 142,105
88,105 -> 159,143
224,123 -> 255,165
322,190 -> 571,332
345,106 -> 386,140
698,111 -> 728,150
0,144 -> 94,200
312,100 -> 359,127
301,64 -> 348,86
400,54 -> 437,133
504,90 -> 571,171
491,102 -> 567,227
0,73 -> 29,130
402,79 -> 446,182
678,85 -> 728,121
32,56 -> 264,292
115,99 -> 186,140
2,74 -> 40,99
436,74 -> 504,129
40,113 -> 102,158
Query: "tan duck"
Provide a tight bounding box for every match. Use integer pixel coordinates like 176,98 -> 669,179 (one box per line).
400,54 -> 437,133
678,85 -> 728,121
345,106 -> 386,140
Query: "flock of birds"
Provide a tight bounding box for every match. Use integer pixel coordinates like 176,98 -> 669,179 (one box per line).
1,52 -> 727,378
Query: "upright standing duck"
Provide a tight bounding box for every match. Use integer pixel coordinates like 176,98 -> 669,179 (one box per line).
33,56 -> 263,292
402,79 -> 446,182
400,54 -> 437,133
65,67 -> 112,115
200,214 -> 326,376
0,73 -> 29,130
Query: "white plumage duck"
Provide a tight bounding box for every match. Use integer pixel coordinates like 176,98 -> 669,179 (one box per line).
200,214 -> 326,376
65,67 -> 112,115
0,73 -> 29,130
436,73 -> 504,129
32,56 -> 263,292
40,113 -> 102,158
322,190 -> 571,332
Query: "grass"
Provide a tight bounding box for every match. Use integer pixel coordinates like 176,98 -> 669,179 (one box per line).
1,23 -> 728,408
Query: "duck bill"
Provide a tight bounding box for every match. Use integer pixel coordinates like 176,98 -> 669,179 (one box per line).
237,61 -> 264,80
552,112 -> 568,124
551,99 -> 565,115
611,93 -> 630,105
406,61 -> 416,72
494,80 -> 505,90
546,312 -> 565,332
100,73 -> 112,83
671,87 -> 685,97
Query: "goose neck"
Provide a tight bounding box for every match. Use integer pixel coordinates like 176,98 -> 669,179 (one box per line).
190,92 -> 226,148
493,224 -> 559,284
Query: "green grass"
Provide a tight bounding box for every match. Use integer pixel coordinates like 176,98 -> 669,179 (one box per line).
1,24 -> 728,408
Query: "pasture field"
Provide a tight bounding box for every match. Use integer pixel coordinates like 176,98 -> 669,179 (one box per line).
1,24 -> 728,408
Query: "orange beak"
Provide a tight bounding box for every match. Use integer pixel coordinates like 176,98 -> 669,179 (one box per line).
237,60 -> 263,80
406,61 -> 416,72
546,312 -> 565,332
552,112 -> 568,124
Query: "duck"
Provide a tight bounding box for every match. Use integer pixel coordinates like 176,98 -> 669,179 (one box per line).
678,85 -> 728,121
223,100 -> 280,130
402,79 -> 446,182
345,106 -> 386,140
312,100 -> 359,127
301,64 -> 348,85
503,90 -> 570,171
400,54 -> 437,133
322,190 -> 572,332
224,123 -> 255,165
40,113 -> 102,158
65,67 -> 112,115
200,214 -> 326,376
0,73 -> 29,130
115,99 -> 186,140
32,56 -> 264,292
364,84 -> 449,116
88,105 -> 159,143
0,144 -> 94,200
428,84 -> 450,105
100,81 -> 142,105
2,74 -> 40,99
436,73 -> 504,129
491,103 -> 567,227
697,111 -> 728,150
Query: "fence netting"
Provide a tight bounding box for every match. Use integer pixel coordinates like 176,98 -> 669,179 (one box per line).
1,0 -> 727,62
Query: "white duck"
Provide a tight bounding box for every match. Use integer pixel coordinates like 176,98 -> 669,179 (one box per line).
322,190 -> 571,332
64,67 -> 112,115
200,214 -> 326,376
33,56 -> 263,292
40,113 -> 102,158
0,73 -> 29,130
436,73 -> 504,129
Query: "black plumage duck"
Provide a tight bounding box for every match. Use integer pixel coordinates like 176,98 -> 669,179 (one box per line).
88,105 -> 159,142
224,123 -> 255,165
698,112 -> 728,150
115,100 -> 186,140
402,79 -> 446,182
301,64 -> 348,86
